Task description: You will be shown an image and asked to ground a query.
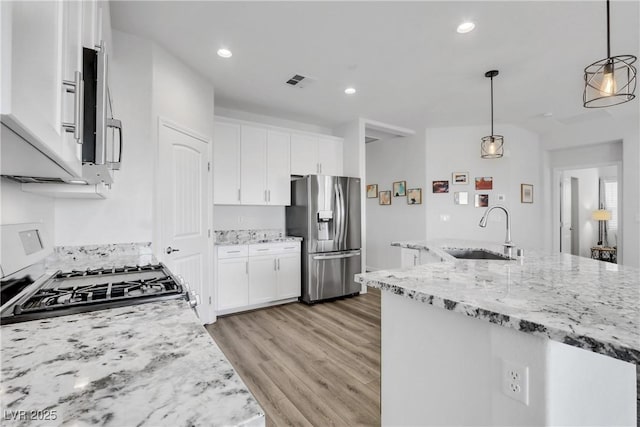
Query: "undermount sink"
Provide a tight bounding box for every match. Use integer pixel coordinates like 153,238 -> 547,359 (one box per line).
444,248 -> 513,261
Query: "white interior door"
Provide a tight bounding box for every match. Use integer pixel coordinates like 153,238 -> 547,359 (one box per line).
159,120 -> 212,323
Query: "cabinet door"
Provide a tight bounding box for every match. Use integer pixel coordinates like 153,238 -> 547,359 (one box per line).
240,125 -> 268,205
290,133 -> 318,175
248,255 -> 278,304
318,137 -> 343,176
267,130 -> 291,205
277,253 -> 301,299
213,121 -> 241,204
217,258 -> 249,310
400,248 -> 420,268
2,1 -> 83,177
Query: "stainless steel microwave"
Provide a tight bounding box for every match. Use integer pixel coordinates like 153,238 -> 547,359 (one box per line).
82,44 -> 122,184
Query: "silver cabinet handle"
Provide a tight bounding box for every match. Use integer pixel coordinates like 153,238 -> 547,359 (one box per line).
246,261 -> 249,274
268,190 -> 271,202
238,189 -> 241,201
320,163 -> 322,174
413,254 -> 418,266
277,258 -> 280,270
256,248 -> 269,252
62,70 -> 83,143
107,118 -> 123,170
274,258 -> 277,271
227,250 -> 241,254
166,246 -> 180,254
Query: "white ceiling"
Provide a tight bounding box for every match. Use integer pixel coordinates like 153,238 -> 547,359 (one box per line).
111,1 -> 639,133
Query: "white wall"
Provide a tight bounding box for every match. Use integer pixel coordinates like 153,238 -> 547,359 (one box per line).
365,131 -> 426,270
542,115 -> 639,267
0,178 -> 55,247
425,124 -> 544,250
212,205 -> 284,230
563,168 -> 599,258
54,31 -> 154,246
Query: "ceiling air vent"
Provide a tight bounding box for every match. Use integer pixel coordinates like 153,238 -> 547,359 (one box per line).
285,74 -> 314,89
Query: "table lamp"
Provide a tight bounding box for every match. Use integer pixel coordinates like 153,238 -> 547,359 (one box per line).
592,209 -> 612,246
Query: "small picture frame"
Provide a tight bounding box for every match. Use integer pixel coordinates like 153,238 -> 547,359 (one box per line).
475,177 -> 493,190
475,194 -> 489,208
379,191 -> 391,205
432,180 -> 449,193
452,172 -> 469,185
521,184 -> 533,203
367,184 -> 378,198
454,191 -> 469,205
407,188 -> 422,205
393,181 -> 406,197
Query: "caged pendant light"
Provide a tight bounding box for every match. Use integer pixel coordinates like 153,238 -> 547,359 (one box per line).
583,0 -> 637,108
481,70 -> 504,159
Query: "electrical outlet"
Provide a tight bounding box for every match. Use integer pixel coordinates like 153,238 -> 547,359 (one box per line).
440,214 -> 451,222
502,360 -> 529,405
238,216 -> 243,224
497,194 -> 506,202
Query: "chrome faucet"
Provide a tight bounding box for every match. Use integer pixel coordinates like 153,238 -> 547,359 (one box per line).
479,205 -> 514,257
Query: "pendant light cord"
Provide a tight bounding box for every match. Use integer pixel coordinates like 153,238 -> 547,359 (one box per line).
490,75 -> 494,136
606,0 -> 611,59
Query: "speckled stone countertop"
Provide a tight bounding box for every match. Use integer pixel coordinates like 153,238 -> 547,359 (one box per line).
214,237 -> 303,246
357,239 -> 640,365
1,299 -> 264,427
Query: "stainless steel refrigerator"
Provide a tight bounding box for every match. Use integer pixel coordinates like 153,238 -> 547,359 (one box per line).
286,175 -> 362,304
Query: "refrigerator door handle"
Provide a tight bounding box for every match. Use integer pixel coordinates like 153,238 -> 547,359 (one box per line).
313,250 -> 361,260
338,182 -> 347,249
334,183 -> 342,248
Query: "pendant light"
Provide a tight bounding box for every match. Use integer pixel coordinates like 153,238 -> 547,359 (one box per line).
481,70 -> 503,159
583,0 -> 637,108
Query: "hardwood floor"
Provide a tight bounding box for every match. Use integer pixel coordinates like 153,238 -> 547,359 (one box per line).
206,288 -> 381,427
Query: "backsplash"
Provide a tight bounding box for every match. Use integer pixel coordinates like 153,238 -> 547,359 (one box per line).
46,242 -> 155,271
214,229 -> 284,244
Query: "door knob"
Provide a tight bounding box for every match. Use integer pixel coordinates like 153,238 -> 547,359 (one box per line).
166,246 -> 180,254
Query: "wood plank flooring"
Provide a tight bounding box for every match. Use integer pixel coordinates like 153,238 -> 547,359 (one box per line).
206,288 -> 381,427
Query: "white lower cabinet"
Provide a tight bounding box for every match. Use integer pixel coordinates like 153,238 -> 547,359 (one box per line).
248,256 -> 278,304
216,242 -> 301,315
276,252 -> 302,299
217,257 -> 249,311
401,248 -> 421,268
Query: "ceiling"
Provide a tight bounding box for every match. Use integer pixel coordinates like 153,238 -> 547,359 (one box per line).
111,1 -> 640,133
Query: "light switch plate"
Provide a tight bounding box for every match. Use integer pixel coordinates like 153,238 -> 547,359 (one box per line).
497,194 -> 506,202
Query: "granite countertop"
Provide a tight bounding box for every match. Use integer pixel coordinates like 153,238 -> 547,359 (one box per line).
1,299 -> 264,427
214,236 -> 303,246
357,239 -> 640,365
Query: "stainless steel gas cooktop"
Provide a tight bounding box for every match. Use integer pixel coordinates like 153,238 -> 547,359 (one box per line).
1,263 -> 195,324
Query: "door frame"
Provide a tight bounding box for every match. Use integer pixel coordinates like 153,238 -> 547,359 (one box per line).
551,161 -> 623,261
155,117 -> 215,324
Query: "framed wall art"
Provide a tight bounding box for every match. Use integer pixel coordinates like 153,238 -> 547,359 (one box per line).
452,172 -> 469,185
407,188 -> 422,205
454,191 -> 469,205
379,190 -> 391,205
475,177 -> 493,190
367,184 -> 378,198
432,180 -> 449,193
393,181 -> 406,197
521,184 -> 533,203
475,194 -> 489,208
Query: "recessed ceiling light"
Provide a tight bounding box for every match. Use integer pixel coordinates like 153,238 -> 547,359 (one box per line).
344,87 -> 356,95
217,48 -> 232,58
456,22 -> 475,34
543,112 -> 554,118
68,179 -> 88,185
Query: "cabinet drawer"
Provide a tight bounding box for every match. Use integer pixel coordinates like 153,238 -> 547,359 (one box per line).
249,241 -> 300,256
217,245 -> 248,259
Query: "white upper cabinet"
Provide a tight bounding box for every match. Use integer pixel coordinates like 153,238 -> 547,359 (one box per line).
290,134 -> 318,175
213,121 -> 241,204
1,1 -> 84,178
318,136 -> 343,176
291,133 -> 344,176
266,130 -> 291,205
240,125 -> 268,205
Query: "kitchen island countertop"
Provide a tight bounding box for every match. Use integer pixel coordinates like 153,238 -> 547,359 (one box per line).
357,239 -> 640,365
1,299 -> 264,426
